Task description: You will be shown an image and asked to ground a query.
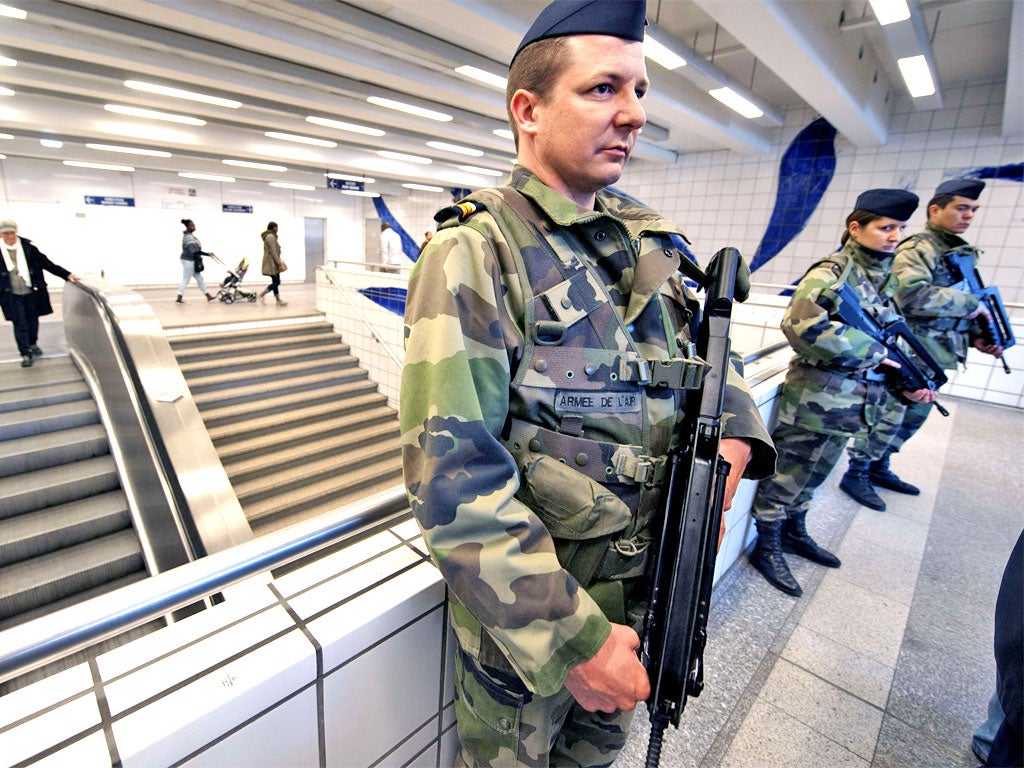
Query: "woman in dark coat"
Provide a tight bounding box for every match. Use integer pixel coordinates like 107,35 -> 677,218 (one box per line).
0,219 -> 79,367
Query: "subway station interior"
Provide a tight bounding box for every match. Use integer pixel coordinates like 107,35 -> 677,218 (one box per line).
0,1 -> 1022,766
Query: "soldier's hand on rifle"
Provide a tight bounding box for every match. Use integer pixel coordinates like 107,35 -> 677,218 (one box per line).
902,388 -> 936,403
719,438 -> 752,513
878,357 -> 902,370
973,337 -> 1004,357
966,303 -> 992,322
564,623 -> 650,713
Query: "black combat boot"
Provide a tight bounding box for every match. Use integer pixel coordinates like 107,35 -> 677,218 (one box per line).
868,457 -> 920,495
781,512 -> 841,568
839,460 -> 886,511
750,520 -> 802,597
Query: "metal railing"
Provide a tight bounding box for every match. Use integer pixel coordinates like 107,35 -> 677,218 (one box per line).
319,268 -> 405,371
0,487 -> 410,686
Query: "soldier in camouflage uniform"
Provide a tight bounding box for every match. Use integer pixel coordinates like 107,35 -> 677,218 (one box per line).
844,179 -> 1004,500
400,2 -> 775,765
750,189 -> 936,597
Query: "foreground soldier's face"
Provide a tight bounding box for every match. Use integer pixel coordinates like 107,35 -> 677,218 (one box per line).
525,35 -> 648,206
850,217 -> 907,253
931,196 -> 979,234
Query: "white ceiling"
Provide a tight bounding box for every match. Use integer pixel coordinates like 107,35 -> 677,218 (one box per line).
0,0 -> 1019,196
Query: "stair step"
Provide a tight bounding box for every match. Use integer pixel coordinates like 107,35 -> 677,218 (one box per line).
243,462 -> 405,535
171,327 -> 343,363
182,356 -> 359,393
0,399 -> 100,442
191,368 -> 372,411
0,491 -> 132,565
225,421 -> 401,483
177,343 -> 349,378
231,434 -> 401,502
0,358 -> 82,399
0,455 -> 120,520
169,321 -> 334,353
198,379 -> 380,427
209,396 -> 393,451
0,530 -> 144,622
0,380 -> 91,414
0,424 -> 109,478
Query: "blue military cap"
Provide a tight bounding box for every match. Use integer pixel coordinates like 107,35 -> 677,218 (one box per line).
935,177 -> 985,200
512,0 -> 647,64
854,188 -> 919,220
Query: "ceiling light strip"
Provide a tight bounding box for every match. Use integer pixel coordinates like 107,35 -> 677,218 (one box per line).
367,96 -> 452,123
124,80 -> 241,109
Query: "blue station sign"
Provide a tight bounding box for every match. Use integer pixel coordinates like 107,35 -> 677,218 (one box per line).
327,178 -> 364,192
84,195 -> 135,207
223,204 -> 254,213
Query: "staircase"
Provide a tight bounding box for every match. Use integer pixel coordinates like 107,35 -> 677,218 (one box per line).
169,319 -> 403,537
0,358 -> 155,692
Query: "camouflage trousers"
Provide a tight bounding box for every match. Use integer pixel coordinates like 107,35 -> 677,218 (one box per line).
847,398 -> 928,463
752,423 -> 849,523
452,643 -> 633,767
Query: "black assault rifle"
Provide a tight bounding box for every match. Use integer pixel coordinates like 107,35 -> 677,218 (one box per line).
945,249 -> 1016,374
641,247 -> 740,768
819,282 -> 950,417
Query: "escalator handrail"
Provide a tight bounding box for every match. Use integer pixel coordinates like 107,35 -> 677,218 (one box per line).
0,486 -> 410,685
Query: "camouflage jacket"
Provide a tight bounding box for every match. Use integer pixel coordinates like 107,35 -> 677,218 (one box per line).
776,239 -> 902,436
401,166 -> 774,697
893,221 -> 981,369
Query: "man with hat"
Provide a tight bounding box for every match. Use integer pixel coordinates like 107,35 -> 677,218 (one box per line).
400,0 -> 775,764
0,220 -> 79,367
841,178 -> 1005,505
749,188 -> 936,596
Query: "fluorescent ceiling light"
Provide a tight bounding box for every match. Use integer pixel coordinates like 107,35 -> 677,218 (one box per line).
305,115 -> 384,137
0,86 -> 13,96
63,160 -> 135,172
179,172 -> 235,182
458,164 -> 503,177
455,65 -> 507,90
104,104 -> 206,126
426,140 -> 483,157
0,57 -> 16,67
0,4 -> 27,19
40,139 -> 63,148
265,131 -> 337,148
403,183 -> 444,192
0,154 -> 5,159
341,189 -> 381,198
493,128 -> 514,141
367,96 -> 452,122
897,55 -> 936,97
86,143 -> 172,157
222,159 -> 288,172
869,0 -> 911,25
326,172 -> 375,183
269,181 -> 316,190
0,133 -> 12,139
708,87 -> 764,119
124,80 -> 241,109
643,34 -> 687,70
377,150 -> 432,164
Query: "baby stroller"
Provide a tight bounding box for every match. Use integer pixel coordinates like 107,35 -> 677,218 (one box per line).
214,256 -> 258,303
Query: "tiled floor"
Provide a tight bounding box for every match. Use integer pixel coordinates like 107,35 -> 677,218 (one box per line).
3,280 -> 1020,768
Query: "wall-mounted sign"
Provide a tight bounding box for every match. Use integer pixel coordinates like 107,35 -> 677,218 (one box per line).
223,204 -> 253,213
327,178 -> 364,192
84,195 -> 135,207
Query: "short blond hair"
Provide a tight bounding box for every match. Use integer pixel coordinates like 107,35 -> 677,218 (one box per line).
505,37 -> 573,150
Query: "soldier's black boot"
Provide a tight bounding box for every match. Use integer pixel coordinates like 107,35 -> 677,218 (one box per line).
868,457 -> 920,495
840,460 -> 886,511
750,520 -> 802,596
781,512 -> 841,568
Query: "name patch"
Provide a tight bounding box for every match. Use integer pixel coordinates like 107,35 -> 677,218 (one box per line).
554,389 -> 640,413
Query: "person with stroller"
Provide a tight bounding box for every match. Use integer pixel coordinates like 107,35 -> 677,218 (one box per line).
259,221 -> 287,306
177,219 -> 217,304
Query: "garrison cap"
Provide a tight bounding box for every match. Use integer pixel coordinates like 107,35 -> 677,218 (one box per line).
512,0 -> 647,64
0,219 -> 16,234
935,177 -> 985,200
854,188 -> 919,221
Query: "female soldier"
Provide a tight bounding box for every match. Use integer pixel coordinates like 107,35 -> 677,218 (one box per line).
750,189 -> 935,597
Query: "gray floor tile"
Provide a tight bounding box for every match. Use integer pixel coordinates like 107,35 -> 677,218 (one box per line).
845,511 -> 930,559
782,625 -> 895,709
759,659 -> 883,760
834,533 -> 924,606
721,697 -> 868,768
872,713 -> 978,768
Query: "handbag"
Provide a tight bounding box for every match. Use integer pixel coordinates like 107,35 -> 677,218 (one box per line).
194,254 -> 205,273
278,260 -> 288,273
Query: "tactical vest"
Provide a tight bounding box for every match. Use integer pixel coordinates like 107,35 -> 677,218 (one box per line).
436,189 -> 707,589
